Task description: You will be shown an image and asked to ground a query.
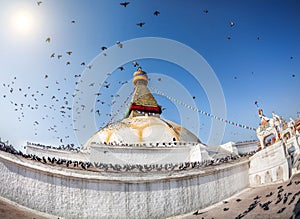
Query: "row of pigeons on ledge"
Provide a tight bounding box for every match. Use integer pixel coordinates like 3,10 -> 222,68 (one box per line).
91,141 -> 201,148
27,142 -> 80,152
1,142 -> 257,172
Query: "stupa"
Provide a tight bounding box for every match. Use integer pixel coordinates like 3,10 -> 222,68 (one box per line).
82,67 -> 207,164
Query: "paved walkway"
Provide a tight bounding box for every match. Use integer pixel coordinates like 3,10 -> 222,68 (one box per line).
178,174 -> 300,219
0,196 -> 56,219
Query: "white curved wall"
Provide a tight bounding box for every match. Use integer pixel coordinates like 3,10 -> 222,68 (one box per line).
0,152 -> 249,219
89,143 -> 209,164
249,141 -> 289,186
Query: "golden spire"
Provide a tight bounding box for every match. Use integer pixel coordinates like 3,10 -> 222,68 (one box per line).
126,67 -> 162,118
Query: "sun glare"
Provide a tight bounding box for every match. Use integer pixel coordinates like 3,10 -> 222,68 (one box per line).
12,11 -> 34,34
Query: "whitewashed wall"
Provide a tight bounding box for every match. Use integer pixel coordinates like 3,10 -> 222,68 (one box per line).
0,152 -> 249,219
248,141 -> 289,186
235,142 -> 258,155
89,144 -> 205,164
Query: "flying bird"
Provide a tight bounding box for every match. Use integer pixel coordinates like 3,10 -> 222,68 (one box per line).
71,20 -> 75,23
101,46 -> 107,51
227,35 -> 231,40
120,2 -> 130,7
136,22 -> 145,27
37,1 -> 42,6
50,53 -> 55,58
66,51 -> 72,55
81,62 -> 85,66
45,37 -> 51,43
203,9 -> 209,13
132,61 -> 139,67
154,11 -> 160,16
230,21 -> 235,27
118,66 -> 125,71
57,55 -> 62,59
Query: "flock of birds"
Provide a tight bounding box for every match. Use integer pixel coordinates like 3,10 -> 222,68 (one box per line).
2,1 -> 166,147
1,0 -> 297,147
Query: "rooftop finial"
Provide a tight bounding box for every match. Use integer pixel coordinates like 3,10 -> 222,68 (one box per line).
125,68 -> 162,118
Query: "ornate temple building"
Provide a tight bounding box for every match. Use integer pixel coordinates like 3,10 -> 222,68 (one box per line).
0,68 -> 300,219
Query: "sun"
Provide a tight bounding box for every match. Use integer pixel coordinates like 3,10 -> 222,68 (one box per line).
12,11 -> 34,34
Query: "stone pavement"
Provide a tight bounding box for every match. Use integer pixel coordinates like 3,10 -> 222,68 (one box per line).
178,174 -> 300,219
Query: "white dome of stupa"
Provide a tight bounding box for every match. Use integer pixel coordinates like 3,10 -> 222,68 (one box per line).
83,115 -> 200,149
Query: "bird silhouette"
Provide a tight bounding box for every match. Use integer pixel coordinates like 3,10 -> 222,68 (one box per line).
66,51 -> 72,55
101,46 -> 107,51
118,66 -> 125,71
203,9 -> 209,13
136,22 -> 145,27
120,2 -> 130,7
132,61 -> 139,67
45,37 -> 51,43
230,21 -> 235,27
37,1 -> 42,6
154,11 -> 160,16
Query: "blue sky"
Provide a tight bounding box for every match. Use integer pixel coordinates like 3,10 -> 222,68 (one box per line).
0,0 -> 299,149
